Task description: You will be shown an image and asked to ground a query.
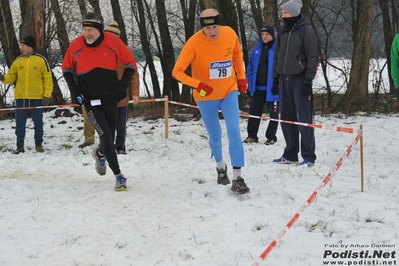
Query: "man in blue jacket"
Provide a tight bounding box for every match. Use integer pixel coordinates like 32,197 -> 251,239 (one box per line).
271,0 -> 319,167
244,25 -> 280,145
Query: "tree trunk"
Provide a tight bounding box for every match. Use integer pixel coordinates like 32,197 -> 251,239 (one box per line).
200,0 -> 214,8
236,0 -> 248,108
88,0 -> 101,15
133,0 -> 161,98
77,0 -> 87,17
263,0 -> 272,25
110,0 -> 128,45
19,0 -> 63,105
302,0 -> 310,17
236,0 -> 248,68
50,0 -> 69,57
249,0 -> 263,32
179,0 -> 197,104
339,0 -> 373,113
155,0 -> 179,101
216,0 -> 238,33
377,0 -> 395,94
0,0 -> 20,67
391,0 -> 398,31
271,0 -> 279,28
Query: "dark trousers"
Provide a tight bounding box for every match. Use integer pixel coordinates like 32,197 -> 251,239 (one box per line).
279,75 -> 316,162
115,106 -> 128,152
84,100 -> 120,175
15,99 -> 43,148
247,90 -> 279,141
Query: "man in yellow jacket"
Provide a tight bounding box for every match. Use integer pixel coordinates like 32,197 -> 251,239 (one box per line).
172,9 -> 249,194
0,35 -> 53,154
78,21 -> 140,155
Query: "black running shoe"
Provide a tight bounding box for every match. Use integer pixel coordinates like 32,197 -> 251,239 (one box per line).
216,165 -> 230,185
231,176 -> 250,194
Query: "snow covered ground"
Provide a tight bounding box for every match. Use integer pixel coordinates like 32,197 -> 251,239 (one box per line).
0,107 -> 398,266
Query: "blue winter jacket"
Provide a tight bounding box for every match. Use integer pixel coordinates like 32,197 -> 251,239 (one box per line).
246,38 -> 279,102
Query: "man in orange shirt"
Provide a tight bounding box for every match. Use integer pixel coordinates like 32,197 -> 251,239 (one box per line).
172,8 -> 249,194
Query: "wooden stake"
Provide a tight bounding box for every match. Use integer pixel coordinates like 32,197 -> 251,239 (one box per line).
360,124 -> 364,192
164,95 -> 169,139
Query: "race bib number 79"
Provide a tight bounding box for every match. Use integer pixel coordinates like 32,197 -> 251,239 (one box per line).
209,60 -> 232,79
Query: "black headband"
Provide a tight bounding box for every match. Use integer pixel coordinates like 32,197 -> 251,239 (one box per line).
200,14 -> 221,28
82,21 -> 104,32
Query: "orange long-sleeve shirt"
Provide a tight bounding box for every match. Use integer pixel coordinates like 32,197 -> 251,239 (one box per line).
172,26 -> 245,102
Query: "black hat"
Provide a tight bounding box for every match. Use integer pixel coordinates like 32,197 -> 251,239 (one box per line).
261,25 -> 275,39
21,35 -> 36,49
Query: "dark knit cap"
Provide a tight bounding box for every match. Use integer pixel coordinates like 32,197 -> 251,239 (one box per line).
21,35 -> 36,49
82,12 -> 104,32
261,25 -> 275,39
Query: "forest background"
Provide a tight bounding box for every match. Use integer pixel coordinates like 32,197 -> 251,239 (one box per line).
0,0 -> 399,115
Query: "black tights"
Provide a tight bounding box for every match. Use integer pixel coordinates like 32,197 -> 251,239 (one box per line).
84,101 -> 120,175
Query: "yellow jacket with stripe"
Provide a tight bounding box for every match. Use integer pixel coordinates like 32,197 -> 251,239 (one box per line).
2,53 -> 53,99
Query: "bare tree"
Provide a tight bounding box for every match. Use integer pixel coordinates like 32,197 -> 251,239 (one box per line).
48,0 -> 70,104
132,0 -> 161,98
178,0 -> 197,104
393,0 -> 399,30
155,0 -> 179,100
236,0 -> 249,68
87,0 -> 101,15
0,0 -> 20,66
0,0 -> 20,110
0,0 -> 396,113
263,0 -> 273,25
110,0 -> 128,45
200,0 -> 214,8
50,0 -> 69,57
77,0 -> 87,16
216,0 -> 238,33
249,0 -> 264,32
180,0 -> 196,39
19,0 -> 64,105
339,0 -> 373,112
302,0 -> 310,17
19,0 -> 45,48
249,0 -> 279,34
378,0 -> 396,94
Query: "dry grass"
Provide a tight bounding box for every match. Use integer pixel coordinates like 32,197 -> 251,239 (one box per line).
1,93 -> 398,122
130,93 -> 399,121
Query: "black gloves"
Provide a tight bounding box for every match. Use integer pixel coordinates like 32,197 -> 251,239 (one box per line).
117,83 -> 127,102
300,78 -> 313,98
63,72 -> 82,104
271,79 -> 279,95
116,68 -> 135,101
0,72 -> 4,81
42,97 -> 50,106
246,89 -> 251,97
